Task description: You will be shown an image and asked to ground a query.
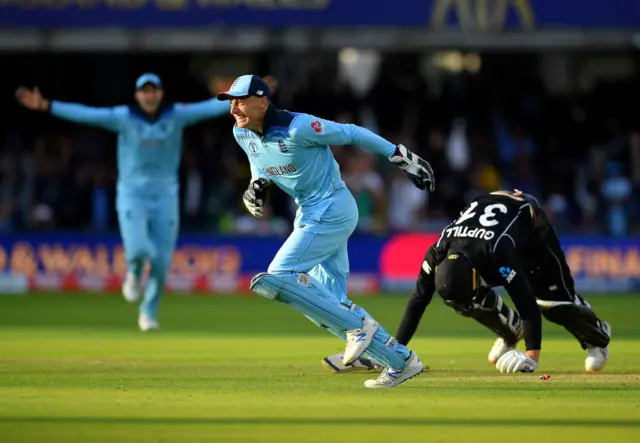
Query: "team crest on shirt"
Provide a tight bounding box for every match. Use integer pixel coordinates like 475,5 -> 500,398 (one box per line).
278,139 -> 288,152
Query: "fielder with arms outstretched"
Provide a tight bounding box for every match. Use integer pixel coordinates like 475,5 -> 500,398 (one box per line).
16,74 -> 236,331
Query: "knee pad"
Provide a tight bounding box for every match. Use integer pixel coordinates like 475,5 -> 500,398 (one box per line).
250,272 -> 361,330
251,272 -> 406,369
250,272 -> 281,300
537,299 -> 610,349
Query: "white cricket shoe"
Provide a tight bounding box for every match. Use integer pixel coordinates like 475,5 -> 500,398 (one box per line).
364,351 -> 424,389
488,338 -> 515,365
344,317 -> 379,366
586,321 -> 611,372
138,315 -> 159,332
321,353 -> 382,373
122,271 -> 143,303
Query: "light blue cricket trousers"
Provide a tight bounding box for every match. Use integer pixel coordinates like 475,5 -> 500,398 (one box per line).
267,186 -> 357,305
117,193 -> 179,318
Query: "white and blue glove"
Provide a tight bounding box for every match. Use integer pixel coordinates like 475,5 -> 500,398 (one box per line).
243,178 -> 270,217
496,349 -> 538,373
389,144 -> 435,192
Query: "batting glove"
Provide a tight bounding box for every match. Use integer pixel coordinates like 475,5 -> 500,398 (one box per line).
243,178 -> 270,217
389,144 -> 436,192
496,349 -> 538,373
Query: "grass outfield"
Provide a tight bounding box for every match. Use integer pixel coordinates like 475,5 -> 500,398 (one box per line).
0,293 -> 639,443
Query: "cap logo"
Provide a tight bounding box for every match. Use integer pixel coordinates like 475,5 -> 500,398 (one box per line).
256,90 -> 264,96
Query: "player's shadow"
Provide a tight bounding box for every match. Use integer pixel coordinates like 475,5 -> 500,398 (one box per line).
1,417 -> 639,427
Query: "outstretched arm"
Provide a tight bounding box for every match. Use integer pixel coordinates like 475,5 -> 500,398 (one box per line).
289,115 -> 397,156
50,102 -> 125,132
290,114 -> 435,191
16,86 -> 124,132
173,99 -> 231,127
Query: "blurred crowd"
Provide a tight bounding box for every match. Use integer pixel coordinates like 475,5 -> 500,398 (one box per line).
1,52 -> 639,236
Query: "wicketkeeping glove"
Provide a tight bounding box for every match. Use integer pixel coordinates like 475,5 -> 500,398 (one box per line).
389,144 -> 436,191
243,178 -> 270,217
496,349 -> 538,373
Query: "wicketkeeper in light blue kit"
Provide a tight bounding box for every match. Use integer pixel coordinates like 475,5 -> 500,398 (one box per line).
219,75 -> 436,388
16,74 -> 231,331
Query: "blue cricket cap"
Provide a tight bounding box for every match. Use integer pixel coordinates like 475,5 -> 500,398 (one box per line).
217,75 -> 271,101
135,73 -> 163,90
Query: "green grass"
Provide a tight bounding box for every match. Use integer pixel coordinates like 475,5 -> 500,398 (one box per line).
1,293 -> 639,442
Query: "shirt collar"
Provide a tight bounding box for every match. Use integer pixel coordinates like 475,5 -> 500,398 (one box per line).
259,104 -> 279,136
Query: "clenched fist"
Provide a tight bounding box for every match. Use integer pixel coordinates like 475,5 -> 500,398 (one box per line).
243,178 -> 270,217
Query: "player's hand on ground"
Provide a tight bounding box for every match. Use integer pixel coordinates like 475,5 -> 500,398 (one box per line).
389,145 -> 435,192
496,349 -> 538,373
243,178 -> 270,217
15,86 -> 49,111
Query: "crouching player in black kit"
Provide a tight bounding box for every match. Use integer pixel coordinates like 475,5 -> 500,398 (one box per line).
395,189 -> 611,373
396,190 -> 543,373
322,190 -> 611,373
